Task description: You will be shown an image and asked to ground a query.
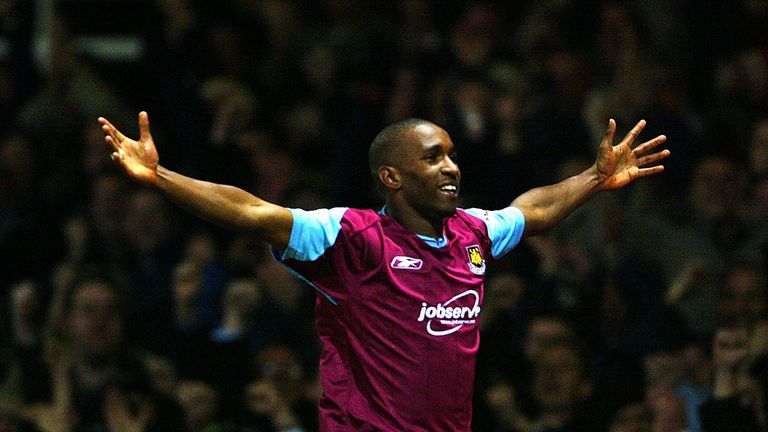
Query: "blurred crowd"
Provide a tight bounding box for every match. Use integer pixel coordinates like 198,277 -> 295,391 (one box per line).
1,0 -> 768,431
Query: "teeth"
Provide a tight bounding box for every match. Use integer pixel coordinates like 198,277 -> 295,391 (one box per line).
440,185 -> 457,192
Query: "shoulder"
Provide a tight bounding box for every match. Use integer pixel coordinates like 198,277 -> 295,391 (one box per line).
456,208 -> 490,225
459,207 -> 526,258
282,207 -> 383,261
338,208 -> 383,227
291,207 -> 381,225
460,207 -> 525,230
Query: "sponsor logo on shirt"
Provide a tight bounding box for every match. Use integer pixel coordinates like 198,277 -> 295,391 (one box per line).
390,256 -> 423,270
466,245 -> 486,275
417,290 -> 481,336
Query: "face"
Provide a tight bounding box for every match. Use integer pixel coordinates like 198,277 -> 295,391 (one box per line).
392,123 -> 461,218
256,345 -> 304,402
68,282 -> 122,358
524,317 -> 575,361
125,190 -> 170,251
717,265 -> 767,327
532,345 -> 587,411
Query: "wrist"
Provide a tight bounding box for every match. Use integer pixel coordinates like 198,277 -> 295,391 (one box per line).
588,164 -> 606,190
154,165 -> 172,189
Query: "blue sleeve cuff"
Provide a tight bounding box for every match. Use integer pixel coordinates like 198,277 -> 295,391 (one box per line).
463,207 -> 525,258
281,207 -> 348,261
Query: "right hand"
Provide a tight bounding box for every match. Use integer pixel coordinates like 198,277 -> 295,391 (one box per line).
98,111 -> 159,186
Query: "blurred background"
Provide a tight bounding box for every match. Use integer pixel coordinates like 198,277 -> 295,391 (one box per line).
1,0 -> 768,431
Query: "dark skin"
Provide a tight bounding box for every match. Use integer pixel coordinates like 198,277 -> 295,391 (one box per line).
378,123 -> 462,238
98,112 -> 669,248
375,120 -> 668,238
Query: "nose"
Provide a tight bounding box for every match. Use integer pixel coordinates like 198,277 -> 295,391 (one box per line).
441,156 -> 460,177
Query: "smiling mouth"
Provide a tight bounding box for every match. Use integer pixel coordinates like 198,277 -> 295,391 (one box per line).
438,184 -> 459,197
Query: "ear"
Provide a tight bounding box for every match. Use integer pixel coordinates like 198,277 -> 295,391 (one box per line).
378,166 -> 401,190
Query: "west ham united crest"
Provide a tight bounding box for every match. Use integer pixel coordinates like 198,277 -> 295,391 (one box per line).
466,245 -> 486,275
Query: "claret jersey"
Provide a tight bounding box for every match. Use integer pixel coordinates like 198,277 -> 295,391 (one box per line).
275,206 -> 525,431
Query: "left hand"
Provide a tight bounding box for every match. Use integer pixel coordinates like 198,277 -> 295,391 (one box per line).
595,119 -> 669,190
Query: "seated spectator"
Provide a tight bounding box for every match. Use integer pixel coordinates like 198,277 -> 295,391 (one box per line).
699,326 -> 763,432
2,273 -> 187,431
240,344 -> 318,432
715,261 -> 768,330
479,315 -> 606,432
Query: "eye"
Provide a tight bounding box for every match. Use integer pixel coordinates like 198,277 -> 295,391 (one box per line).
425,152 -> 440,163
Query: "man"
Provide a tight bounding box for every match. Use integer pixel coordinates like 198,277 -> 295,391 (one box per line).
98,112 -> 669,431
8,278 -> 187,431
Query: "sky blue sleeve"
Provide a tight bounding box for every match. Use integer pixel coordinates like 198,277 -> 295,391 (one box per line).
281,207 -> 348,261
463,207 -> 526,258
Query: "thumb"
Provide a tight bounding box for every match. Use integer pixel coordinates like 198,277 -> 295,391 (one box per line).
600,119 -> 616,153
139,111 -> 152,142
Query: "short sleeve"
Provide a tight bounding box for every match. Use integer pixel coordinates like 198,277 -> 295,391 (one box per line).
462,207 -> 525,258
280,207 -> 349,261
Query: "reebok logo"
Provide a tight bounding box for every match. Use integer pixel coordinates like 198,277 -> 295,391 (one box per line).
390,256 -> 423,270
417,290 -> 481,336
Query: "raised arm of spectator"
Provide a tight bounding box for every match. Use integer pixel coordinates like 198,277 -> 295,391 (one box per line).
98,112 -> 293,250
511,119 -> 669,237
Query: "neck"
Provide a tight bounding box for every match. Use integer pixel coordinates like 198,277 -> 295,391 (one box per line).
384,202 -> 444,238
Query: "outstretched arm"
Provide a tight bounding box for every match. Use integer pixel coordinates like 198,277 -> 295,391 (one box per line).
98,112 -> 293,250
511,119 -> 669,237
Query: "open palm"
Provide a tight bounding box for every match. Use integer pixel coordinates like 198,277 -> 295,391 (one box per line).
596,119 -> 669,190
98,111 -> 159,186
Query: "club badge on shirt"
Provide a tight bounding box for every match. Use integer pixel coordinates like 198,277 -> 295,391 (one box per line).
466,245 -> 486,275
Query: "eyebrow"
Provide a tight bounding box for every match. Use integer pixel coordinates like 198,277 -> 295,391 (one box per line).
423,144 -> 442,154
423,143 -> 456,155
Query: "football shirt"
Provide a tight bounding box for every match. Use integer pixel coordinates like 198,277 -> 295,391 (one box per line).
276,206 -> 524,431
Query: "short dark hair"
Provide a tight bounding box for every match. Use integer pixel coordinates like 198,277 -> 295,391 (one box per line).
62,265 -> 125,315
368,118 -> 432,179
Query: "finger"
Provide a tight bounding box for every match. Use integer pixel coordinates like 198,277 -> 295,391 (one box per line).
621,119 -> 646,145
101,122 -> 128,157
139,111 -> 151,142
636,149 -> 671,167
104,134 -> 121,153
633,135 -> 667,155
98,117 -> 127,142
102,126 -> 120,151
600,118 -> 617,151
635,165 -> 665,178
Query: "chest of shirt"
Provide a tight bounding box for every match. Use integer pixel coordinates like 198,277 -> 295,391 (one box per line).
335,228 -> 486,338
